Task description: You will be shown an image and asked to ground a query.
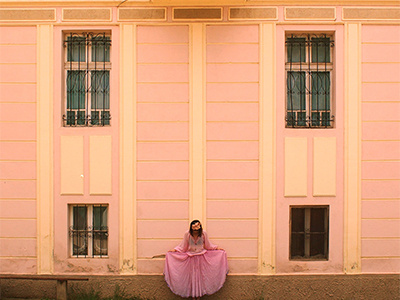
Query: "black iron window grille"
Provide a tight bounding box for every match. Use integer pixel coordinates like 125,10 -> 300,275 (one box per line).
290,206 -> 329,260
286,34 -> 334,128
69,204 -> 108,258
64,32 -> 111,126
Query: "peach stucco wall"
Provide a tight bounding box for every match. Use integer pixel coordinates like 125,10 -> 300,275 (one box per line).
52,26 -> 120,274
136,25 -> 190,273
275,25 -> 345,273
0,26 -> 37,273
206,25 -> 260,273
361,25 -> 400,273
1,4 -> 399,277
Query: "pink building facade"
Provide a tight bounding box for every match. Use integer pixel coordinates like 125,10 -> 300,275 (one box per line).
0,1 -> 399,278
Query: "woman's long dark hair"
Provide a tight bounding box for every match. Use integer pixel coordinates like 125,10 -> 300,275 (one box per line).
189,220 -> 203,237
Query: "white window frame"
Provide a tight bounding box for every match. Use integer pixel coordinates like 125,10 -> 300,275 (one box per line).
289,205 -> 329,261
285,33 -> 334,128
63,31 -> 112,127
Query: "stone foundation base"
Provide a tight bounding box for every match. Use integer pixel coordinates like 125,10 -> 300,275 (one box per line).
1,274 -> 399,299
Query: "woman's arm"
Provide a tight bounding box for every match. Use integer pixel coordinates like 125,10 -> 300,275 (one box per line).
170,231 -> 190,252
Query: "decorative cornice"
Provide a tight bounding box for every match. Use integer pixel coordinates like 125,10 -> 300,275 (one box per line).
0,0 -> 399,7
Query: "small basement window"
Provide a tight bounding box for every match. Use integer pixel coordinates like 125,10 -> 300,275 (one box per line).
290,206 -> 329,260
69,204 -> 108,258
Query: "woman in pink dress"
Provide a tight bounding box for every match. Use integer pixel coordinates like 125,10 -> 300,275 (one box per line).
164,220 -> 229,299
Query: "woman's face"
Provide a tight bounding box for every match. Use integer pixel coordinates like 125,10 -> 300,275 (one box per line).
191,222 -> 201,231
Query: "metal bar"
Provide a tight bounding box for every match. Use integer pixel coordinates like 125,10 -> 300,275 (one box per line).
102,34 -> 106,126
99,205 -> 101,257
307,35 -> 311,127
94,34 -> 98,125
304,208 -> 311,258
68,34 -> 72,125
86,34 -> 90,126
289,37 -> 294,127
325,38 -> 329,127
316,38 -> 320,127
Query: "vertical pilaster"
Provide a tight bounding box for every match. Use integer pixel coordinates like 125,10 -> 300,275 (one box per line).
189,24 -> 206,224
120,24 -> 137,274
37,24 -> 54,274
259,23 -> 276,274
344,23 -> 362,273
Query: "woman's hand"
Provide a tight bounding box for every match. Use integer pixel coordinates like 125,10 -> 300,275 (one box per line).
168,249 -> 177,252
216,247 -> 224,251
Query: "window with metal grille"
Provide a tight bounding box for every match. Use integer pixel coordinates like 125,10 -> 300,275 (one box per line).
64,32 -> 111,126
69,204 -> 108,258
286,34 -> 334,128
290,206 -> 329,260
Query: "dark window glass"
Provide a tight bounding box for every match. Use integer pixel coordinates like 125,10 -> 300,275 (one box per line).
312,37 -> 331,63
290,206 -> 329,260
72,206 -> 88,256
287,37 -> 306,63
67,36 -> 86,62
92,36 -> 111,62
287,71 -> 306,111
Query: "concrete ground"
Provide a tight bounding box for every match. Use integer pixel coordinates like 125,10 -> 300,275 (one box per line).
1,274 -> 399,300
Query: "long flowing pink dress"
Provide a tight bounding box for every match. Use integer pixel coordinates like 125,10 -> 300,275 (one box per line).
164,231 -> 229,298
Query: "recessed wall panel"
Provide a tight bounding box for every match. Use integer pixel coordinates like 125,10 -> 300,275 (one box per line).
284,137 -> 307,197
90,136 -> 112,195
61,136 -> 83,195
313,137 -> 336,196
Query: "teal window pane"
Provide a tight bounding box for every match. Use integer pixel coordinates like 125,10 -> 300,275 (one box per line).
66,111 -> 75,126
92,37 -> 110,62
311,72 -> 330,111
77,111 -> 86,126
287,112 -> 296,127
287,71 -> 306,111
297,112 -> 306,127
321,112 -> 331,127
312,37 -> 331,63
91,111 -> 99,125
287,37 -> 306,63
67,71 -> 86,110
67,36 -> 86,62
91,71 -> 110,110
311,112 -> 320,127
101,111 -> 111,126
